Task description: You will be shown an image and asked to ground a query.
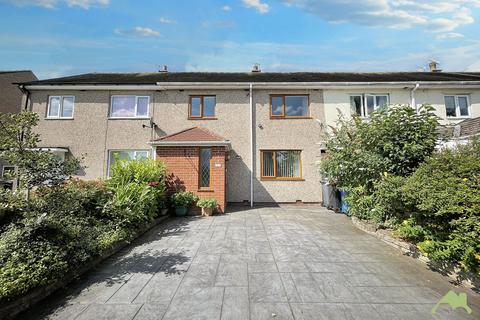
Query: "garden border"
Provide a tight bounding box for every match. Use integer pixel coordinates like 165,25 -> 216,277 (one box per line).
351,216 -> 480,292
0,215 -> 170,320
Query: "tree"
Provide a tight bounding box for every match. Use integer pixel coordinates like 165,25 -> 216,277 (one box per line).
0,111 -> 82,198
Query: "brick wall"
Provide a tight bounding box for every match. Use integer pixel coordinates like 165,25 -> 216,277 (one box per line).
156,146 -> 226,213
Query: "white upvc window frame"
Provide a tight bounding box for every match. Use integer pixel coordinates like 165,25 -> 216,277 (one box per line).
444,95 -> 471,118
110,95 -> 150,119
350,94 -> 389,118
107,149 -> 150,176
1,165 -> 15,180
47,96 -> 75,119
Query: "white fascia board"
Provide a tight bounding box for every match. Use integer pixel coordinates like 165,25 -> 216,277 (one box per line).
24,85 -> 162,90
25,81 -> 480,91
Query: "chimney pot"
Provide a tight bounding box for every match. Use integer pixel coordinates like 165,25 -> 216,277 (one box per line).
251,63 -> 261,73
429,61 -> 441,72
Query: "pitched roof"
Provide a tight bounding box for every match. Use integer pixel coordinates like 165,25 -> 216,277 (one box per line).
457,117 -> 480,137
19,71 -> 480,85
152,127 -> 228,142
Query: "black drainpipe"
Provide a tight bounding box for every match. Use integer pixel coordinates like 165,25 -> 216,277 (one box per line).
18,84 -> 31,111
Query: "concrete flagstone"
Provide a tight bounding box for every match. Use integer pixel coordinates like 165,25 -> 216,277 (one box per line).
17,206 -> 479,320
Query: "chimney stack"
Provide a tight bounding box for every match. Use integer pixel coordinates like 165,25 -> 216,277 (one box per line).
251,63 -> 261,73
159,65 -> 168,73
429,61 -> 441,72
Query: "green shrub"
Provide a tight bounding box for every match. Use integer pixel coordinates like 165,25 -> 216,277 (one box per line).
345,186 -> 375,220
172,191 -> 199,207
320,105 -> 438,190
197,198 -> 218,208
105,182 -> 160,227
108,158 -> 166,188
400,139 -> 480,272
106,158 -> 167,226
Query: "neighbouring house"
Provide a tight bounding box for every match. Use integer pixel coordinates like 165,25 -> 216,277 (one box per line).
0,70 -> 38,189
17,68 -> 480,211
438,116 -> 480,149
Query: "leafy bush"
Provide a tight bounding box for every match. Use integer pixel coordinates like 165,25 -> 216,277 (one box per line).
105,183 -> 160,227
106,158 -> 167,227
400,139 -> 480,272
321,105 -> 438,189
108,158 -> 166,187
197,198 -> 218,208
172,191 -> 199,207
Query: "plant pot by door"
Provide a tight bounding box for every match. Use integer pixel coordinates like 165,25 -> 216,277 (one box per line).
201,207 -> 213,216
175,206 -> 188,217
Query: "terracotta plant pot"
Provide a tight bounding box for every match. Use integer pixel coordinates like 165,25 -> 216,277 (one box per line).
201,207 -> 213,216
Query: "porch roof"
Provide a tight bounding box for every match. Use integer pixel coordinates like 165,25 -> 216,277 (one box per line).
149,127 -> 231,148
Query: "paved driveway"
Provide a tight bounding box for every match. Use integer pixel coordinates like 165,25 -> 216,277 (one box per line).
21,207 -> 479,320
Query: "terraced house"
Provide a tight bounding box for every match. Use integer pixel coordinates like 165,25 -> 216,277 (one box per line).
17,67 -> 480,212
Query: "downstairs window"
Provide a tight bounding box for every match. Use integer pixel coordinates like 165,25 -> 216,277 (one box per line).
261,150 -> 302,180
108,150 -> 149,175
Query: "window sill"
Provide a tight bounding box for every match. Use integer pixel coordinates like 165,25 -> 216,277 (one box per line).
197,189 -> 215,192
446,116 -> 471,120
45,117 -> 74,120
269,117 -> 313,120
188,117 -> 218,120
108,117 -> 150,120
261,177 -> 305,181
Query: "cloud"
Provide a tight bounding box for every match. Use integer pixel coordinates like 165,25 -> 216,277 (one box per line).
159,17 -> 176,24
436,32 -> 464,40
5,0 -> 109,9
242,0 -> 269,13
222,5 -> 231,11
279,0 -> 476,32
114,27 -> 161,37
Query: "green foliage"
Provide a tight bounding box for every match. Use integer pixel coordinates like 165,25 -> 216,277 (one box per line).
400,139 -> 480,272
320,116 -> 387,188
0,111 -> 82,192
106,158 -> 167,227
172,191 -> 199,207
197,198 -> 218,208
345,186 -> 376,220
395,218 -> 426,242
320,105 -> 438,189
107,158 -> 166,189
358,105 -> 439,176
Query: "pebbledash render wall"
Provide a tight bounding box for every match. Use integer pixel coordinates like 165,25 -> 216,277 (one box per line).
28,88 -> 325,204
157,146 -> 227,212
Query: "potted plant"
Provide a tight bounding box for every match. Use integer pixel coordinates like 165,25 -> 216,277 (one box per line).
197,198 -> 218,216
172,191 -> 198,217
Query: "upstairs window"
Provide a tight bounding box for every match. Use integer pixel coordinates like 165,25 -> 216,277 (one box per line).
350,94 -> 389,118
47,96 -> 74,118
445,95 -> 470,118
110,95 -> 149,118
270,95 -> 309,118
189,96 -> 216,119
261,150 -> 302,180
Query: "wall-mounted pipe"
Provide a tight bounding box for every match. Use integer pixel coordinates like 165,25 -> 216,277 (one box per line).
410,83 -> 420,111
249,83 -> 254,208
